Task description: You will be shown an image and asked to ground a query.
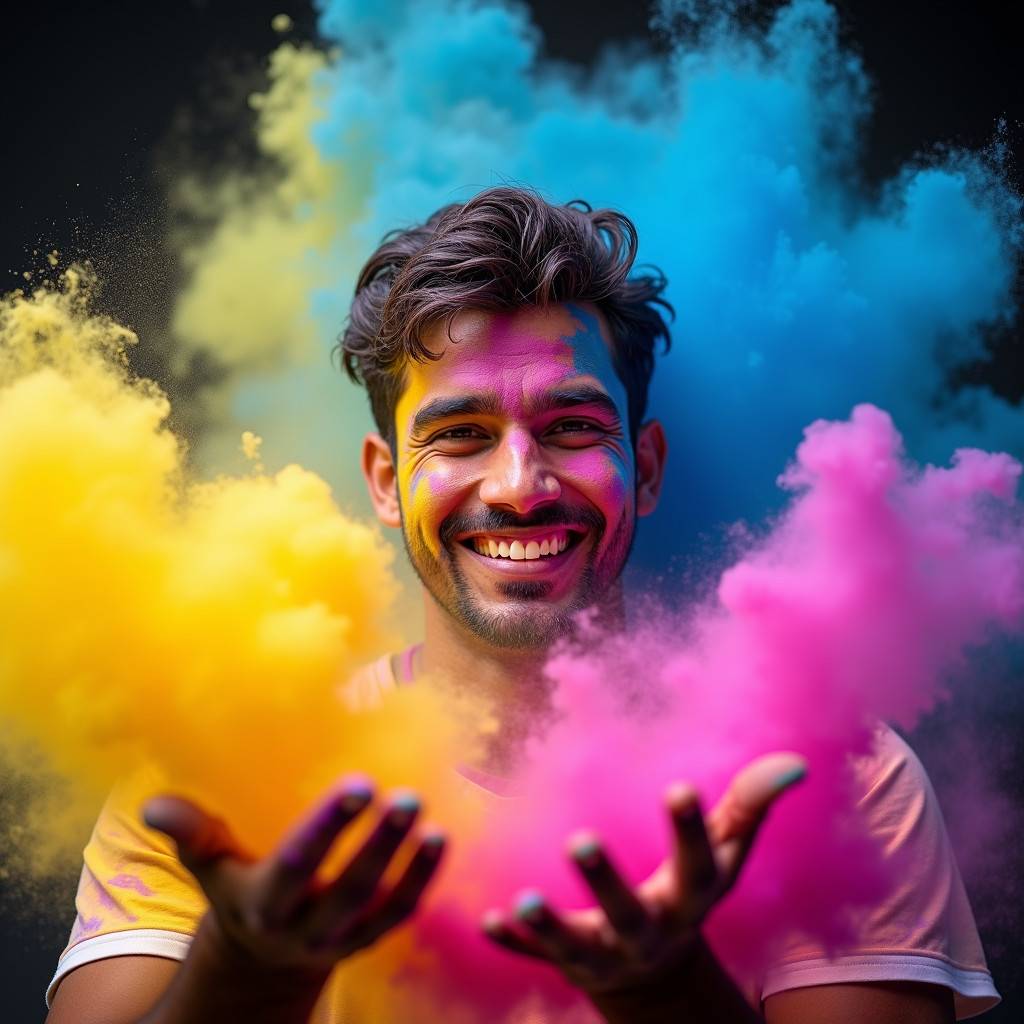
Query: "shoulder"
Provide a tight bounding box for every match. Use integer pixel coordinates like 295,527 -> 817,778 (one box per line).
762,726 -> 1000,1020
48,764 -> 204,1007
850,725 -> 935,836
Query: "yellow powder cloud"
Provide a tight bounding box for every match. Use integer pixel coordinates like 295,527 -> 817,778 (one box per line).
164,41 -> 389,540
0,269 -> 468,870
170,43 -> 338,374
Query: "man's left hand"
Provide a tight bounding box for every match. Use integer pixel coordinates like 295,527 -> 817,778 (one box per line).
481,752 -> 806,1011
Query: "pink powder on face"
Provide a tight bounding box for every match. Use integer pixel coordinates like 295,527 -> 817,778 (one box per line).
395,305 -> 639,632
396,404 -> 1023,1021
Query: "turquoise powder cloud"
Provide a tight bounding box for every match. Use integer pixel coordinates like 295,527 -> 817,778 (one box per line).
298,0 -> 1022,570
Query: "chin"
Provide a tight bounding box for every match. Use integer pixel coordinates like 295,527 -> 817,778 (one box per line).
457,600 -> 578,650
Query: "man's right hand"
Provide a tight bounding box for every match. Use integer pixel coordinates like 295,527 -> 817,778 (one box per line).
144,779 -> 445,974
45,779 -> 444,1024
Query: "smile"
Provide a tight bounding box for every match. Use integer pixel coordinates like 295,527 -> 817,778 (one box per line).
457,529 -> 585,562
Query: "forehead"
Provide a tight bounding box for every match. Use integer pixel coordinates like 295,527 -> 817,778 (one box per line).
397,302 -> 625,421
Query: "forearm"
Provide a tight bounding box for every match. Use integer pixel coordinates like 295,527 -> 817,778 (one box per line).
139,913 -> 330,1024
587,938 -> 763,1024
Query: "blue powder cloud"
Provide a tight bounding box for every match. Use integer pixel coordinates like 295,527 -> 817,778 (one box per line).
306,0 -> 1020,574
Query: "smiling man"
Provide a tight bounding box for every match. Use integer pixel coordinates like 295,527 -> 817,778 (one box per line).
385,305 -> 638,649
359,301 -> 662,689
45,187 -> 997,1023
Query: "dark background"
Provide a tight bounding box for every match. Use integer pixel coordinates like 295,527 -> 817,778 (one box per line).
1,1 -> 1021,1020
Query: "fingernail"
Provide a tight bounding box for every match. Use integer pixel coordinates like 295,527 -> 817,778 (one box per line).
774,764 -> 807,791
571,838 -> 602,868
665,781 -> 695,804
421,832 -> 446,857
340,772 -> 374,793
388,791 -> 421,826
142,798 -> 171,831
515,889 -> 546,924
481,909 -> 504,934
331,774 -> 373,814
665,782 -> 704,825
339,786 -> 373,814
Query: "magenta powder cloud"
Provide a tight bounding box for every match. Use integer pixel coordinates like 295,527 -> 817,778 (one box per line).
398,404 -> 1022,1021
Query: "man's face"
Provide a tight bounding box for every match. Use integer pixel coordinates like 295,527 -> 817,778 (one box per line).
389,303 -> 642,649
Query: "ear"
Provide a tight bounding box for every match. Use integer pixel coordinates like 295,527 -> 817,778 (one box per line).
635,419 -> 667,517
361,432 -> 402,529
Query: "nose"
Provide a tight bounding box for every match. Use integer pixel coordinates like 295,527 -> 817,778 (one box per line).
478,427 -> 561,515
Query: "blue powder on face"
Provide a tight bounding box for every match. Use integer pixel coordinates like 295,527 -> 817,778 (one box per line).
307,0 -> 1020,572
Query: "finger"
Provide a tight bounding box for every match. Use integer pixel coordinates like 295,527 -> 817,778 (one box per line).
481,910 -> 550,961
706,753 -> 807,882
259,777 -> 375,929
511,891 -> 600,972
336,830 -> 446,954
665,783 -> 719,917
305,791 -> 421,945
143,795 -> 244,901
568,833 -> 652,953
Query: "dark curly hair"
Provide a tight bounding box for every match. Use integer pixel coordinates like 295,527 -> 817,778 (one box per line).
338,186 -> 673,445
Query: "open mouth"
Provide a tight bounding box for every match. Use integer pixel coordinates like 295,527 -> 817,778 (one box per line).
457,528 -> 586,562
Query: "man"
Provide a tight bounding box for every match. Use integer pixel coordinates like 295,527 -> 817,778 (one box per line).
45,187 -> 999,1022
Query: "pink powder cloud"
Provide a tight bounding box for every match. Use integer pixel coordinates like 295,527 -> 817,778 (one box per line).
400,404 -> 1022,1020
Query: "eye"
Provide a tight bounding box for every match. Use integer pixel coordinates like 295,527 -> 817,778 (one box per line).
425,425 -> 491,453
548,419 -> 602,435
434,425 -> 486,441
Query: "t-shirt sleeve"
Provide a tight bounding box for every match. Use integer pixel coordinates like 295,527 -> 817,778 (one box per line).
48,655 -> 403,1014
761,726 -> 1000,1020
46,764 -> 207,1007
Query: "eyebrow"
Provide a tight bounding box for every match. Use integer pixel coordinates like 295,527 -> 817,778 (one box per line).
410,384 -> 623,436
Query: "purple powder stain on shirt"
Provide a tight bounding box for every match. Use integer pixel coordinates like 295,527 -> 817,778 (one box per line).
75,914 -> 104,937
96,886 -> 119,911
94,882 -> 136,920
108,873 -> 154,897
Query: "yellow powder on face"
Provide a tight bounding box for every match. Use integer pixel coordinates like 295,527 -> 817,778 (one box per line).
0,269 -> 474,871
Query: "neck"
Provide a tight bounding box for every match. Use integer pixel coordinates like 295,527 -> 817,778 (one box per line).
415,586 -> 625,774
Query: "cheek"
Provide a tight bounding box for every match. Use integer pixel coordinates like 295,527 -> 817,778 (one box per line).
404,461 -> 474,553
562,450 -> 632,517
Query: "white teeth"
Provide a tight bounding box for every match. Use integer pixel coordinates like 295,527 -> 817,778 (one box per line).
469,532 -> 576,559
